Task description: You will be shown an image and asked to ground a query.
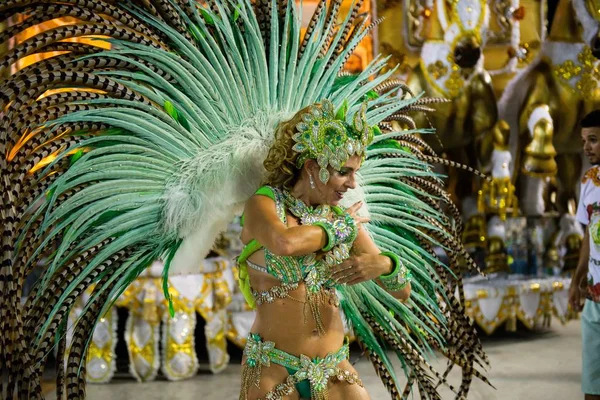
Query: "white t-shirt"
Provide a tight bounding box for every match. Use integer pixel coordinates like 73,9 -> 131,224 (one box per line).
576,166 -> 600,302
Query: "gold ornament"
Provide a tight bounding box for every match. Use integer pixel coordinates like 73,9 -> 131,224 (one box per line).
462,213 -> 487,249
553,46 -> 600,99
554,59 -> 582,81
129,335 -> 157,365
444,70 -> 465,98
165,339 -> 195,361
426,60 -> 448,79
485,237 -> 510,274
523,115 -> 558,177
513,42 -> 538,67
478,178 -> 518,220
578,46 -> 596,70
87,339 -> 114,363
578,72 -> 599,97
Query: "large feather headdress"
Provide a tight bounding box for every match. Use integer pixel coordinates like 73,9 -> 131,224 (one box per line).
0,0 -> 488,397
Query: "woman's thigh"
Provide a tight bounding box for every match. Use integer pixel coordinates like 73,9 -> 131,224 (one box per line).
328,360 -> 370,400
242,362 -> 300,400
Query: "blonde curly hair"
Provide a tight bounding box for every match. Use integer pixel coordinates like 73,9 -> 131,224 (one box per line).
262,106 -> 312,189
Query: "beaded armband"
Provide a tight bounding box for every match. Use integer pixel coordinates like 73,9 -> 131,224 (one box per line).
313,213 -> 357,252
379,251 -> 411,291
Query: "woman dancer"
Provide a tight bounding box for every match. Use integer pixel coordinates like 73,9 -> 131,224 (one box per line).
238,102 -> 411,399
0,0 -> 488,398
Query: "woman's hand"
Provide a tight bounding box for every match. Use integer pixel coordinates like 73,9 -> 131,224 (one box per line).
345,201 -> 370,227
330,253 -> 392,285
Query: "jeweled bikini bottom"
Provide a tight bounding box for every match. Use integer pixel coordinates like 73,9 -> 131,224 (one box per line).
240,333 -> 362,400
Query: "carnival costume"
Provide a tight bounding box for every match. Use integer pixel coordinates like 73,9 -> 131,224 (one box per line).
0,1 -> 489,399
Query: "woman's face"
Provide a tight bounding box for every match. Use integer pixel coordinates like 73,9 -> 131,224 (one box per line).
311,155 -> 361,206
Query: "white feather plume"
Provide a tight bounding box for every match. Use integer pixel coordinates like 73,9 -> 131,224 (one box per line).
165,110 -> 293,274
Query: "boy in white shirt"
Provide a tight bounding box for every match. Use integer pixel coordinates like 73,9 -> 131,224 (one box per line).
570,110 -> 600,400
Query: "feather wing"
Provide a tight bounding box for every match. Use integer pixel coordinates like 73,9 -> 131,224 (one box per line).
0,0 -> 487,396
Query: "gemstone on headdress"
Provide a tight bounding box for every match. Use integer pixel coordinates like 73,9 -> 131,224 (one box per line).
330,156 -> 342,170
317,153 -> 328,168
354,113 -> 364,132
355,141 -> 363,154
362,126 -> 370,142
322,99 -> 335,115
292,143 -> 306,152
346,141 -> 354,155
296,122 -> 308,132
311,125 -> 320,140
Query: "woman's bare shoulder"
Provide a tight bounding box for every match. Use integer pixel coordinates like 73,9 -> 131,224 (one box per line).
245,193 -> 277,214
243,193 -> 281,230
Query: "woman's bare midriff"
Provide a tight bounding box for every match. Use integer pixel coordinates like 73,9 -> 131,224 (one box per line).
241,216 -> 346,357
246,252 -> 346,357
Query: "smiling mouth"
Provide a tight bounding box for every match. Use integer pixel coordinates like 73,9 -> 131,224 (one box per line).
335,191 -> 345,199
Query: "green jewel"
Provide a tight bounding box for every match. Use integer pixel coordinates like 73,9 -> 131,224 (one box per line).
311,125 -> 320,139
244,335 -> 275,367
322,100 -> 334,116
292,143 -> 306,152
296,355 -> 336,392
330,156 -> 342,171
333,247 -> 341,259
325,253 -> 334,265
317,153 -> 328,168
336,146 -> 347,161
319,167 -> 330,183
346,141 -> 354,155
353,103 -> 367,131
356,141 -> 362,154
305,269 -> 320,292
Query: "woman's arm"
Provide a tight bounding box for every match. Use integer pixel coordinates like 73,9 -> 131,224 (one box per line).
243,194 -> 328,256
330,226 -> 411,301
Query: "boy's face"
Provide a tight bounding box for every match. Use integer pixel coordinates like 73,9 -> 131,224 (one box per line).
582,127 -> 600,165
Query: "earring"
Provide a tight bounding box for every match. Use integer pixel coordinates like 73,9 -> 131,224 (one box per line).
309,174 -> 316,189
